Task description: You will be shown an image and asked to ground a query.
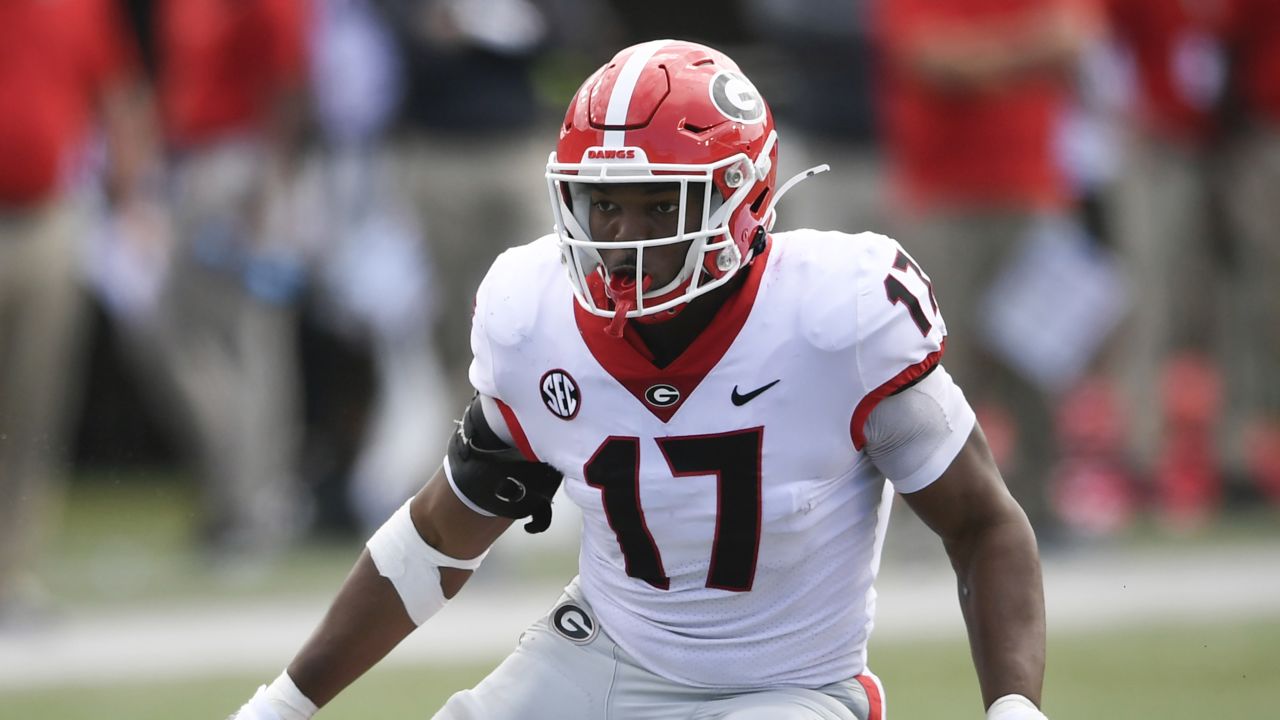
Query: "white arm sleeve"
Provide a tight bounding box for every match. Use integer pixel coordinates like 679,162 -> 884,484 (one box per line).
862,365 -> 976,494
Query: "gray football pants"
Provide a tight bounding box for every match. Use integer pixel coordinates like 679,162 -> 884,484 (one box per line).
433,579 -> 883,720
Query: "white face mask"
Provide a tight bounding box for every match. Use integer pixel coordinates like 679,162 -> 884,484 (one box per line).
546,139 -> 770,321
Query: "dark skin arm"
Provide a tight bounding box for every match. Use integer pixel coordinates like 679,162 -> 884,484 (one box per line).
284,467 -> 514,708
900,422 -> 1047,711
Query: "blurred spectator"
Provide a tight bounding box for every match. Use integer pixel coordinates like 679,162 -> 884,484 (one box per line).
354,0 -> 618,552
1102,0 -> 1235,527
372,0 -> 562,407
305,0 -> 454,531
1218,0 -> 1280,507
0,0 -> 153,621
876,0 -> 1095,536
143,0 -> 314,560
369,1 -> 624,403
1044,34 -> 1139,536
744,0 -> 889,236
603,0 -> 746,49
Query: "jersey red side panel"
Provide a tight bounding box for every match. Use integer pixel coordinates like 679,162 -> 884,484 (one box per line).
494,398 -> 539,462
856,673 -> 885,720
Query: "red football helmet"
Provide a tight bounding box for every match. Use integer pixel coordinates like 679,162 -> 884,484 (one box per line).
547,40 -> 780,327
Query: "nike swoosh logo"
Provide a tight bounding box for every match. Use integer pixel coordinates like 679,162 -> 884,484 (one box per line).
731,379 -> 781,406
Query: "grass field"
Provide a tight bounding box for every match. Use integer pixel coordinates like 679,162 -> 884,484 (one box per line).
4,616 -> 1278,719
4,474 -> 1278,718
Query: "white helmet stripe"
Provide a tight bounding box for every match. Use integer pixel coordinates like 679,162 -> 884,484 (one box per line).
602,39 -> 671,148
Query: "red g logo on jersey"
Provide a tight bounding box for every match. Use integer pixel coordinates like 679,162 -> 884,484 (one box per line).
541,369 -> 580,420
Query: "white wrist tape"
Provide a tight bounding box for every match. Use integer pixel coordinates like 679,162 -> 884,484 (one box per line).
987,694 -> 1048,720
237,672 -> 317,720
266,672 -> 319,720
366,500 -> 488,625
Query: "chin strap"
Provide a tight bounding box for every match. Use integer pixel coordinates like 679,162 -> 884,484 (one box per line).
764,164 -> 830,228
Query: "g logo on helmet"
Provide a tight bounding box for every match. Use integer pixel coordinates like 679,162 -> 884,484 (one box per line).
541,369 -> 580,420
709,71 -> 765,125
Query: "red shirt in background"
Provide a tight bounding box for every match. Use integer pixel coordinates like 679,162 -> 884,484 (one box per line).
1226,0 -> 1280,126
0,0 -> 135,206
158,0 -> 308,148
1105,0 -> 1234,144
877,0 -> 1075,212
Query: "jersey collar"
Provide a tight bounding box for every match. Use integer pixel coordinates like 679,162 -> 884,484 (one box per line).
573,239 -> 772,422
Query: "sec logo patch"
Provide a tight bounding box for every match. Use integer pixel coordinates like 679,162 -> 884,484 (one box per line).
540,369 -> 580,420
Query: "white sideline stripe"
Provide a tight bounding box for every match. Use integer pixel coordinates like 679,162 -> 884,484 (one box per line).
603,40 -> 670,148
2,542 -> 1279,689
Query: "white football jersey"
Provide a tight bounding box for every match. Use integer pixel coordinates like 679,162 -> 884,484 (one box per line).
468,229 -> 954,688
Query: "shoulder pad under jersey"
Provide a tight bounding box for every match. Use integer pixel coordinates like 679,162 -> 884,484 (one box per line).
778,230 -> 900,352
474,235 -> 562,347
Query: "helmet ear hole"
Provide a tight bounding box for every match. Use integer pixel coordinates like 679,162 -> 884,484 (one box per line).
750,188 -> 770,214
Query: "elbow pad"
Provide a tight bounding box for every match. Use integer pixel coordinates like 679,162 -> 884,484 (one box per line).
445,396 -> 563,533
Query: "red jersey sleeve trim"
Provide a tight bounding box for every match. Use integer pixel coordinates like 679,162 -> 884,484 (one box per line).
849,341 -> 945,451
494,398 -> 539,462
855,673 -> 885,720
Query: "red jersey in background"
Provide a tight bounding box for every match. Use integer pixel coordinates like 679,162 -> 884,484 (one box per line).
0,0 -> 136,205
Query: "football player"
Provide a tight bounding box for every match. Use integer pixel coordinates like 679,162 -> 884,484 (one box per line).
232,40 -> 1049,720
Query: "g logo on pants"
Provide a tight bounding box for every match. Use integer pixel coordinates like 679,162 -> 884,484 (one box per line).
551,602 -> 597,645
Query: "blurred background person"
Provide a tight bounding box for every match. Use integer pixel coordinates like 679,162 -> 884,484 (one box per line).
1042,23 -> 1139,538
875,0 -> 1096,539
372,0 -> 563,408
141,0 -> 315,562
743,0 -> 889,236
313,0 -> 620,550
1101,0 -> 1235,528
304,0 -> 453,533
276,0 -> 625,547
0,0 -> 154,622
1218,0 -> 1280,509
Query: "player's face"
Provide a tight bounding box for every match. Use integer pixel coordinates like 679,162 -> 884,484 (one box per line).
588,183 -> 705,289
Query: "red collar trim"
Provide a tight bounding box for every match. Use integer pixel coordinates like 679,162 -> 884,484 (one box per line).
574,241 -> 772,423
